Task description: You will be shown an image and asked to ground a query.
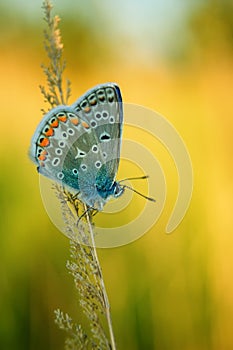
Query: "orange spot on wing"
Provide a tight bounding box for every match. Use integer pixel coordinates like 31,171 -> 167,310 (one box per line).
84,106 -> 91,113
44,127 -> 54,136
58,115 -> 67,122
38,154 -> 47,161
90,99 -> 97,106
71,118 -> 79,125
82,122 -> 90,129
50,119 -> 59,128
39,137 -> 50,147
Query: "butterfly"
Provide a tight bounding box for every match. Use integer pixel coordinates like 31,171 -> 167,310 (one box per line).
29,83 -> 125,211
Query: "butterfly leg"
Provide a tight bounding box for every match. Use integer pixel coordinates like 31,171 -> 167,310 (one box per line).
92,209 -> 99,217
71,192 -> 80,201
76,206 -> 96,227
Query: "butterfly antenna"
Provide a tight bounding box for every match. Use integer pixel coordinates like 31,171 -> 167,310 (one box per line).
122,184 -> 156,202
119,175 -> 149,183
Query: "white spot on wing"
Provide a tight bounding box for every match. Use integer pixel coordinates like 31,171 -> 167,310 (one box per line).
55,148 -> 62,155
59,141 -> 66,148
92,145 -> 98,153
72,168 -> 78,176
75,147 -> 86,159
52,157 -> 60,166
95,161 -> 102,168
57,172 -> 64,179
81,164 -> 87,171
100,132 -> 111,142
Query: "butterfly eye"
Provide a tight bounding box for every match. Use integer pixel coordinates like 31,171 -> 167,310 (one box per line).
114,185 -> 123,197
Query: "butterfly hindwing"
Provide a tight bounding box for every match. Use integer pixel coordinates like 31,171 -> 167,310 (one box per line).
30,105 -> 93,191
30,83 -> 123,208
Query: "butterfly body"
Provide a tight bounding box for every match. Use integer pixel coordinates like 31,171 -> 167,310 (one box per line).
30,83 -> 124,211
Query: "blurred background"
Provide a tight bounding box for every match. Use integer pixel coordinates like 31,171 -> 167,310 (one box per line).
1,0 -> 233,349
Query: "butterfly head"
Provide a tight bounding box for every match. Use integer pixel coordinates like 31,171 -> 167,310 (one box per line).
81,180 -> 123,212
112,181 -> 125,198
96,180 -> 124,200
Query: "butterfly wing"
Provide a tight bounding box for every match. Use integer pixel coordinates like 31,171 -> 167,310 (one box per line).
30,83 -> 123,209
71,83 -> 123,183
29,105 -> 96,192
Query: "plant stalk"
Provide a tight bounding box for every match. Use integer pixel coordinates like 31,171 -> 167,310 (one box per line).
85,205 -> 117,350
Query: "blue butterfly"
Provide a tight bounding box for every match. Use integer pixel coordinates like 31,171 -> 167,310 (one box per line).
30,83 -> 125,211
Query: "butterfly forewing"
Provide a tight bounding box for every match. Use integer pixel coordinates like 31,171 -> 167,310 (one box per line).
71,83 -> 123,182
